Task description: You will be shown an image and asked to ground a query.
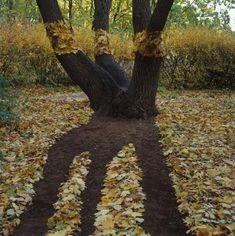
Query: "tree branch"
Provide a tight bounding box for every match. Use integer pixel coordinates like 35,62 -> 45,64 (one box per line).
93,0 -> 129,91
36,0 -> 121,111
124,0 -> 174,117
132,0 -> 151,34
148,0 -> 174,31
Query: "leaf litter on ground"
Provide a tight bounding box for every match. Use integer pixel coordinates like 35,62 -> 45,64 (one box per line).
92,143 -> 149,236
0,86 -> 92,235
47,152 -> 91,235
0,87 -> 234,236
156,91 -> 234,236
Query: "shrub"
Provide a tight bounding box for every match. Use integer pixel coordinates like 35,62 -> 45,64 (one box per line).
0,76 -> 19,125
0,23 -> 133,86
162,27 -> 235,89
0,24 -> 70,85
0,23 -> 234,89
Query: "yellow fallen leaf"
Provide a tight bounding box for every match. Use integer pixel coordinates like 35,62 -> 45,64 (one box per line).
197,225 -> 213,236
99,215 -> 114,230
46,226 -> 72,236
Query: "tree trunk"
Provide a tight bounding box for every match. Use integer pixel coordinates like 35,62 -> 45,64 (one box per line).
68,0 -> 73,32
113,0 -> 122,23
36,0 -> 174,118
36,0 -> 123,112
123,0 -> 174,117
8,0 -> 15,21
93,0 -> 129,91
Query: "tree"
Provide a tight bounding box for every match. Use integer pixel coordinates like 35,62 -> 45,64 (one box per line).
9,3 -> 194,236
168,0 -> 233,29
36,0 -> 174,118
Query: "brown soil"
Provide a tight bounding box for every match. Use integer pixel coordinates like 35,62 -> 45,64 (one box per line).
12,118 -> 191,236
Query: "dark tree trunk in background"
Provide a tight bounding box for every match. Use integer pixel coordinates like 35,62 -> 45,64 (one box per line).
36,0 -> 174,118
78,0 -> 83,9
8,0 -> 15,21
132,0 -> 151,34
113,0 -> 122,23
68,0 -> 73,32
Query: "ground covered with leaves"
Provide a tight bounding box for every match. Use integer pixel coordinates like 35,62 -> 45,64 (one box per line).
156,91 -> 234,236
92,144 -> 148,236
0,86 -> 92,235
47,152 -> 91,235
0,87 -> 234,236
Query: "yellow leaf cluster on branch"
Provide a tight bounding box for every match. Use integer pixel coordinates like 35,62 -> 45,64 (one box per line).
94,29 -> 112,56
133,30 -> 166,57
45,21 -> 82,55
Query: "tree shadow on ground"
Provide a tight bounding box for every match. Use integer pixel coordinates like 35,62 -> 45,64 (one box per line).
13,118 -> 190,236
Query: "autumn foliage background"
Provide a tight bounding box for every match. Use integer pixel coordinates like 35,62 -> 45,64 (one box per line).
0,23 -> 234,89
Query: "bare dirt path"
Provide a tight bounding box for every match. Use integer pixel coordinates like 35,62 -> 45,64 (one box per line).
12,118 -> 190,236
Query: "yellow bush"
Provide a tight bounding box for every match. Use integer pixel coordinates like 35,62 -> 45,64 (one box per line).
0,23 -> 66,85
163,27 -> 235,89
0,23 -> 234,88
0,23 -> 134,85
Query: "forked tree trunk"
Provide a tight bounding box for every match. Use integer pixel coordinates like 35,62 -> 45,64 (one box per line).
125,0 -> 174,117
36,0 -> 174,118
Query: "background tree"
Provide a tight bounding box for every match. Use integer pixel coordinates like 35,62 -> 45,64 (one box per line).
0,0 -> 233,32
168,0 -> 232,29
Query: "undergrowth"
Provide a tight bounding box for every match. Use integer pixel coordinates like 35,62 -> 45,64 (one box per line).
0,76 -> 19,126
0,24 -> 234,89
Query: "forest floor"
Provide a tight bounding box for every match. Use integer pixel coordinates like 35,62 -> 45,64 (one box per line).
0,86 -> 234,236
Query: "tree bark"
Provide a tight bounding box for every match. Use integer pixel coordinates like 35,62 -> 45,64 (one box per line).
77,0 -> 83,9
68,0 -> 73,32
132,0 -> 151,34
36,0 -> 122,111
93,0 -> 129,90
148,0 -> 175,32
36,0 -> 174,118
113,0 -> 122,23
122,0 -> 174,117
